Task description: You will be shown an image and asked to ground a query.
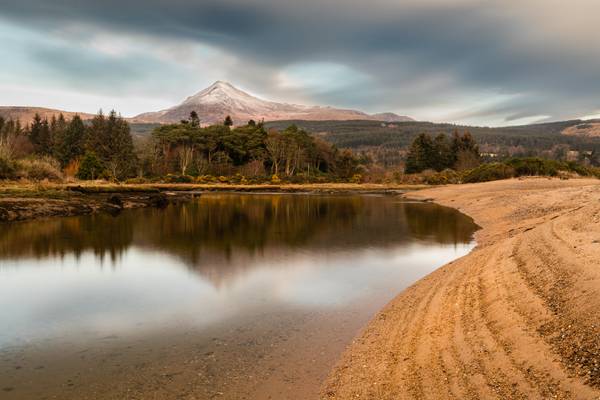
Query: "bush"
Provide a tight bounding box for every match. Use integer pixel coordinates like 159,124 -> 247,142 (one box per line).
350,174 -> 363,183
271,174 -> 281,184
16,156 -> 63,181
504,158 -> 561,177
462,163 -> 515,183
164,174 -> 194,183
195,175 -> 217,184
124,177 -> 148,184
423,169 -> 461,185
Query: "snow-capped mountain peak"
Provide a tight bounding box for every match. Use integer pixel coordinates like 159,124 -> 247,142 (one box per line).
133,81 -> 413,124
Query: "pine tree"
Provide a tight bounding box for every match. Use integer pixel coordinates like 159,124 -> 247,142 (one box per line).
405,133 -> 436,173
50,114 -> 68,159
77,151 -> 103,180
54,115 -> 86,167
29,114 -> 52,155
432,133 -> 453,171
451,130 -> 480,170
189,111 -> 200,127
224,115 -> 233,127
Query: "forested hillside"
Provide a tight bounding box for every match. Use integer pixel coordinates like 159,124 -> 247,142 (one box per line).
265,119 -> 600,164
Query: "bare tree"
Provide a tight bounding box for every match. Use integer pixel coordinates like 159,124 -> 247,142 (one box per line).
266,132 -> 285,175
177,144 -> 195,175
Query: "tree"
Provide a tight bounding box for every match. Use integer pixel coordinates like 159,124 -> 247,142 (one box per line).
451,130 -> 480,170
432,134 -> 453,171
77,151 -> 104,180
405,133 -> 436,173
266,131 -> 285,175
54,115 -> 86,167
189,111 -> 200,127
86,111 -> 137,180
29,114 -> 51,155
333,149 -> 360,179
224,115 -> 233,127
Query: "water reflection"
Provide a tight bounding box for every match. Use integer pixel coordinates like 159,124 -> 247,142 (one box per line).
0,194 -> 475,272
0,194 -> 477,349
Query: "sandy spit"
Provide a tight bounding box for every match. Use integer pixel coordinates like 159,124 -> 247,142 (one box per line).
322,178 -> 600,399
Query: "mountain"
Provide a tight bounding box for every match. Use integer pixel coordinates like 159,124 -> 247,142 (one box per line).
132,81 -> 413,124
0,106 -> 95,123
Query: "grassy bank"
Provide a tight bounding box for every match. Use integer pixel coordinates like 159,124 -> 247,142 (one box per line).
0,182 -> 428,223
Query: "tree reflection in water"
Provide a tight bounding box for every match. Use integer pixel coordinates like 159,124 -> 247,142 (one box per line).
0,194 -> 477,285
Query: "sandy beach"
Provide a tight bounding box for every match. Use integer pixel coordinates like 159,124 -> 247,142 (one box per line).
323,178 -> 600,399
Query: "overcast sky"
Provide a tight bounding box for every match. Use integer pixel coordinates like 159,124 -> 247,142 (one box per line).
1,0 -> 600,126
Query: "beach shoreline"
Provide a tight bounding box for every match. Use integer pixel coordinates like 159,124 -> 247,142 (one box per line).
322,177 -> 600,399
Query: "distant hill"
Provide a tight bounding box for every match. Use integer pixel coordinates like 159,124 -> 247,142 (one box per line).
264,119 -> 600,153
562,120 -> 600,138
0,106 -> 95,124
132,81 -> 413,124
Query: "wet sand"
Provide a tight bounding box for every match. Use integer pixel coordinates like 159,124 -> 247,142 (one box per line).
323,178 -> 600,399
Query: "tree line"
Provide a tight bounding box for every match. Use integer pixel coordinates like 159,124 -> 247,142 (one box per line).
0,111 -> 137,180
1,109 -> 486,182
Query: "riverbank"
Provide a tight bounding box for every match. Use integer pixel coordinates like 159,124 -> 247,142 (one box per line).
323,177 -> 600,399
0,182 -> 424,222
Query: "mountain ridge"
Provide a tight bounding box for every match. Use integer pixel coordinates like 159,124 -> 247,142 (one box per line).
0,106 -> 96,123
132,81 -> 414,124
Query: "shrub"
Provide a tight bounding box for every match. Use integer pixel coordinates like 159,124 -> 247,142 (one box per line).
124,177 -> 148,184
0,155 -> 16,180
164,174 -> 194,183
271,174 -> 281,184
462,163 -> 515,183
423,169 -> 461,185
16,156 -> 63,181
504,158 -> 561,177
350,174 -> 363,183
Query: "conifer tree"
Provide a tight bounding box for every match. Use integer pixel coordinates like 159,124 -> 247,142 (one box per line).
29,114 -> 51,155
405,133 -> 435,173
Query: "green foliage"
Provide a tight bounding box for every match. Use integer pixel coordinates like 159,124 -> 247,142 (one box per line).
150,119 -> 359,181
29,114 -> 52,155
423,169 -> 462,185
163,174 -> 194,183
87,111 -> 138,180
53,115 -> 86,167
504,157 -> 562,176
461,157 -> 598,183
406,131 -> 480,173
405,133 -> 436,173
77,152 -> 104,180
462,163 -> 516,183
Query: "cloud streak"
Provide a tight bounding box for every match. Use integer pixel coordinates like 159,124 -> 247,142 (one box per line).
1,0 -> 599,125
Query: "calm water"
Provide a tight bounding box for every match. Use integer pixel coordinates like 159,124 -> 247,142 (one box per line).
0,194 -> 477,399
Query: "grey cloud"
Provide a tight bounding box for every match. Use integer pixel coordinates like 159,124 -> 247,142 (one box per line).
1,0 -> 600,124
